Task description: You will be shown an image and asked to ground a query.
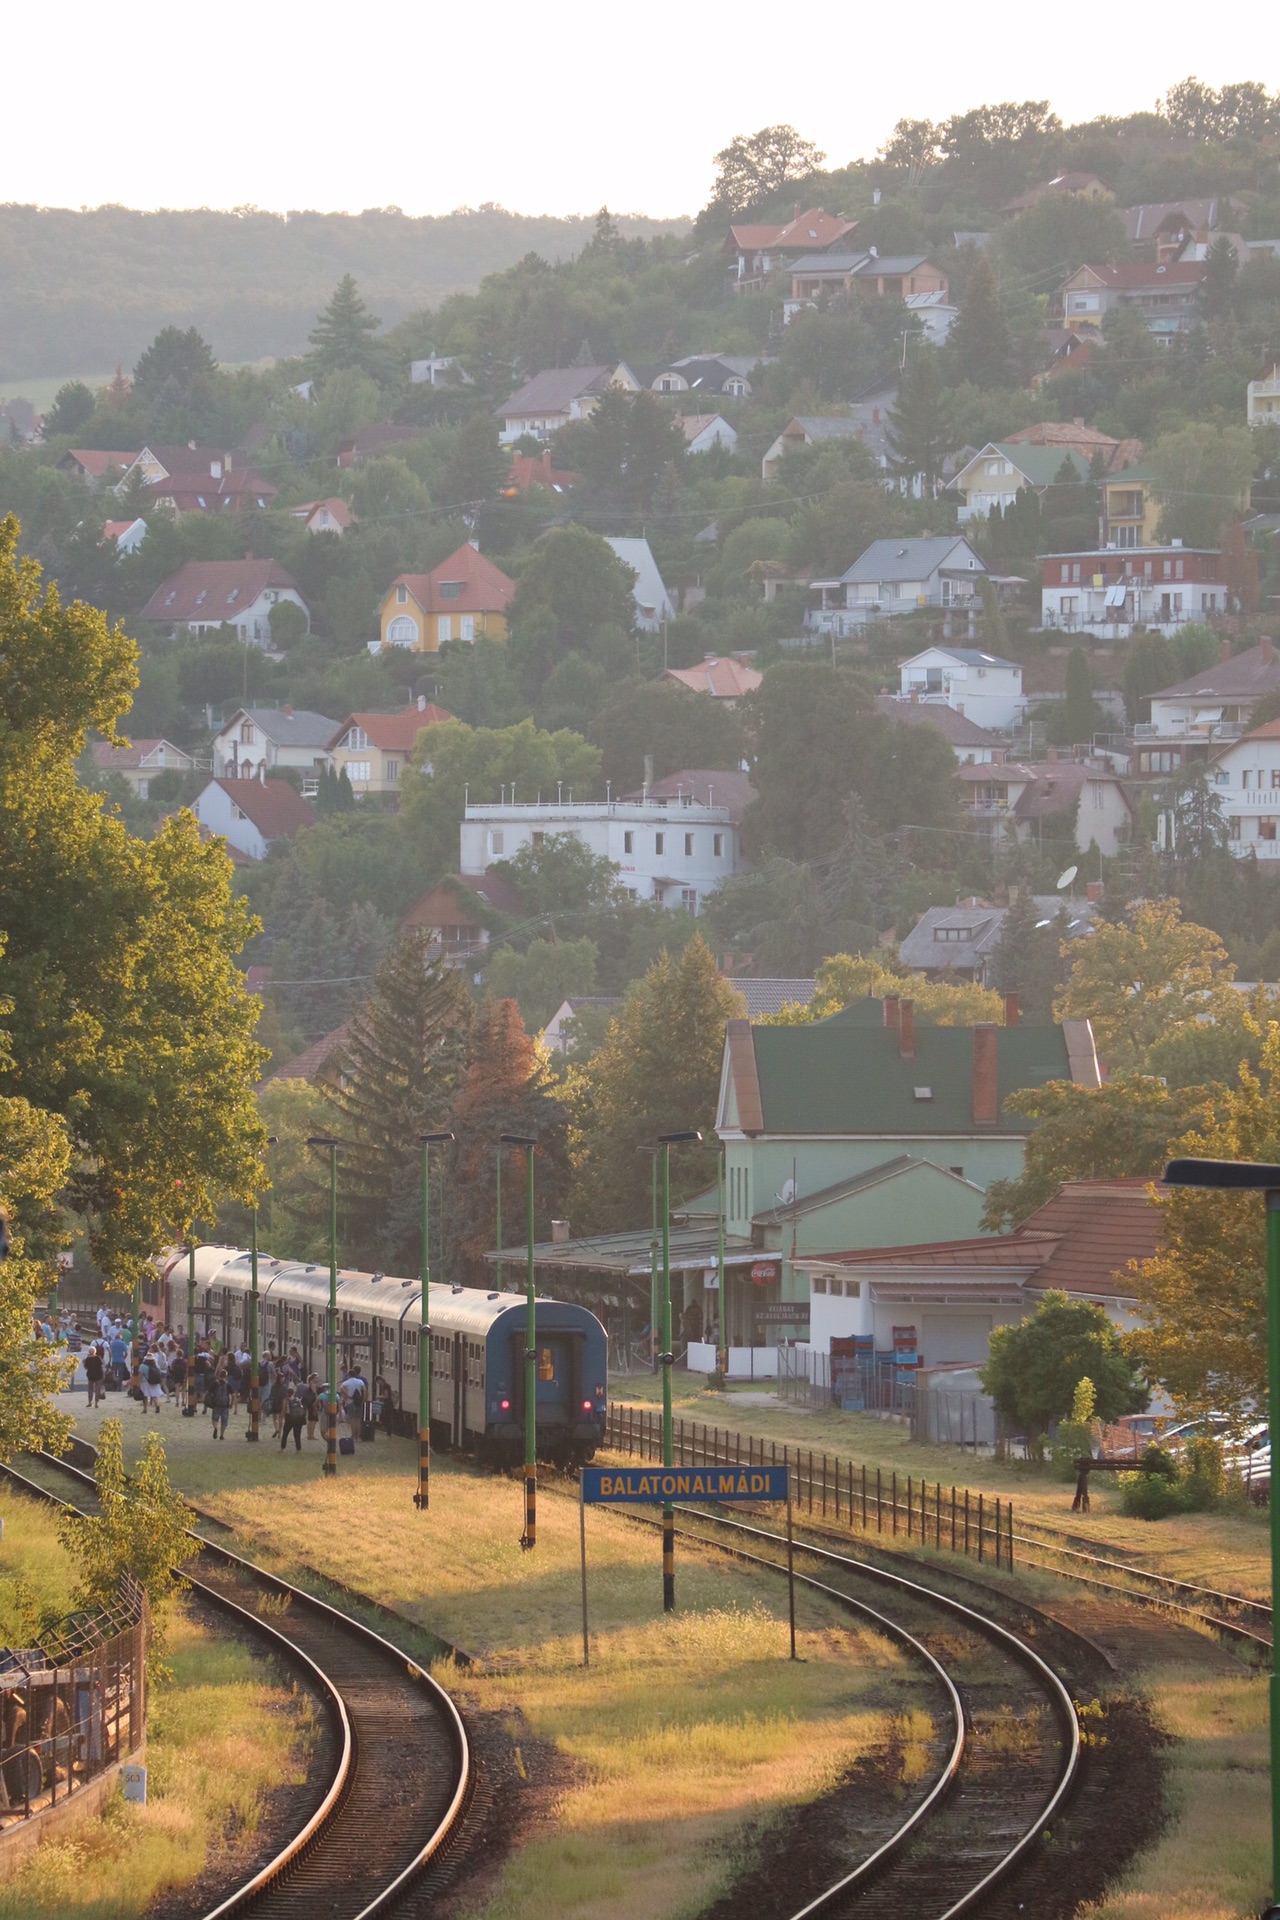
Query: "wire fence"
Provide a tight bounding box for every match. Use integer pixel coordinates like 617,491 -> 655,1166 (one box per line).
604,1405 -> 1015,1570
1,1576 -> 148,1827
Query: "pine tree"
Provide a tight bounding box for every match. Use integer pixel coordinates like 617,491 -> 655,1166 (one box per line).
946,254 -> 1013,389
1200,236 -> 1238,322
326,930 -> 473,1268
308,274 -> 388,381
886,345 -> 956,495
445,999 -> 570,1285
1062,648 -> 1094,745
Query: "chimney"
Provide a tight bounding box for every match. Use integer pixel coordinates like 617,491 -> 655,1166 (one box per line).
551,1219 -> 570,1244
417,693 -> 426,710
898,998 -> 916,1059
883,993 -> 901,1030
973,1025 -> 999,1125
1221,637 -> 1232,663
468,536 -> 479,550
1004,992 -> 1020,1027
1046,745 -> 1058,763
283,705 -> 293,717
1262,636 -> 1277,665
1086,880 -> 1104,902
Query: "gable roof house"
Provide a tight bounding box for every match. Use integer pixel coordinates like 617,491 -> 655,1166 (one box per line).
949,441 -> 1092,523
1002,172 -> 1114,215
783,253 -> 950,326
649,355 -> 764,398
1123,198 -> 1231,261
602,536 -> 675,632
1059,262 -> 1207,340
139,560 -> 307,645
898,897 -> 1096,983
399,872 -> 522,967
375,542 -> 516,653
1143,639 -> 1280,755
90,736 -> 197,798
118,445 -> 277,514
193,778 -> 317,862
664,655 -> 762,703
289,497 -> 355,535
328,701 -> 452,801
496,367 -> 613,443
212,706 -> 339,784
680,413 -> 738,455
874,695 -> 1004,763
60,449 -> 140,486
726,207 -> 859,289
808,538 -> 988,642
956,759 -> 1134,856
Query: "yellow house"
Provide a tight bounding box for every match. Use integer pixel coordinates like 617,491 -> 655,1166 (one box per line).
376,541 -> 515,653
1101,467 -> 1161,548
328,702 -> 454,801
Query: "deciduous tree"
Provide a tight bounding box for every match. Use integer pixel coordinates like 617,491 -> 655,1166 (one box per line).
1054,898 -> 1237,1073
400,717 -> 601,877
982,1291 -> 1146,1445
709,126 -> 826,213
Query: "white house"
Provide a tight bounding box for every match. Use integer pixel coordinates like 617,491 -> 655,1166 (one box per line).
410,356 -> 471,387
956,761 -> 1133,856
461,795 -> 740,914
139,560 -> 308,645
603,536 -> 676,632
1040,547 -> 1225,639
808,537 -> 989,640
212,708 -> 339,785
1145,640 -> 1280,744
90,736 -> 197,797
1207,717 -> 1280,859
193,778 -> 317,862
898,645 -> 1025,731
1248,365 -> 1280,428
496,367 -> 613,443
101,517 -> 148,555
681,413 -> 737,456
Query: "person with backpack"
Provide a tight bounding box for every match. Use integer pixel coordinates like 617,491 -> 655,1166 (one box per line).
301,1375 -> 320,1442
140,1352 -> 164,1415
279,1380 -> 306,1452
168,1350 -> 187,1403
83,1342 -> 104,1408
207,1366 -> 231,1440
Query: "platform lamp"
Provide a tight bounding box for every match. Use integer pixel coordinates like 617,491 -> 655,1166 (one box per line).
415,1131 -> 454,1510
1163,1156 -> 1280,1917
658,1129 -> 702,1611
247,1136 -> 278,1444
500,1133 -> 538,1550
307,1137 -> 342,1479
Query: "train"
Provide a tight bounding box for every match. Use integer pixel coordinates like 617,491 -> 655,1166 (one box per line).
158,1245 -> 609,1465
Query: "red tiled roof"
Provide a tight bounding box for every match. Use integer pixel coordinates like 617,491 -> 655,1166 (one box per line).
67,449 -> 139,477
261,1020 -> 353,1087
140,559 -> 302,624
508,452 -> 577,492
388,544 -> 515,618
665,656 -> 762,699
731,209 -> 857,253
211,778 -> 316,839
291,497 -> 355,529
330,705 -> 453,752
91,737 -> 187,772
1019,1179 -> 1161,1295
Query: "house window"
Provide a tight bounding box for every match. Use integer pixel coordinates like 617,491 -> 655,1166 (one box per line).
1261,820 -> 1278,842
438,581 -> 462,600
346,760 -> 371,782
437,616 -> 451,644
842,1280 -> 861,1298
460,614 -> 475,641
1271,771 -> 1280,789
1059,564 -> 1069,584
811,1275 -> 827,1294
713,833 -> 723,857
1243,770 -> 1254,790
1215,770 -> 1230,785
655,832 -> 665,854
532,831 -> 545,848
240,722 -> 255,743
681,888 -> 698,912
489,830 -> 504,856
623,831 -> 634,854
385,759 -> 400,784
387,616 -> 417,645
348,727 -> 369,750
1230,817 -> 1242,839
684,832 -> 694,856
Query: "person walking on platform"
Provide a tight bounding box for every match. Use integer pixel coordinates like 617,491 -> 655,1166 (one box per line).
279,1381 -> 305,1452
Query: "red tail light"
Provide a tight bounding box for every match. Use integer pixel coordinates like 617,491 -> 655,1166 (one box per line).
582,1399 -> 593,1410
500,1398 -> 510,1411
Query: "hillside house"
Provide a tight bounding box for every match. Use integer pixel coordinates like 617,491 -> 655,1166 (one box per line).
1100,467 -> 1162,547
90,737 -> 197,797
808,539 -> 989,641
602,536 -> 675,632
898,898 -> 1096,983
664,656 -> 762,703
1059,263 -> 1206,340
496,367 -> 613,442
60,449 -> 139,486
193,778 -> 316,862
762,414 -> 883,482
1002,173 -> 1114,215
1122,199 -> 1230,260
289,497 -> 354,535
375,542 -> 515,652
328,701 -> 452,799
506,450 -> 577,493
335,426 -> 426,467
101,517 -> 148,555
897,640 -> 1022,730
1249,366 -> 1280,428
949,442 -> 1091,522
648,356 -> 762,398
681,414 -> 737,455
213,707 -> 339,785
726,208 -> 858,289
1040,546 -> 1224,636
784,253 -> 949,323
957,760 -> 1134,857
139,560 -> 308,644
875,695 -> 1003,764
117,445 -> 277,514
461,793 -> 739,915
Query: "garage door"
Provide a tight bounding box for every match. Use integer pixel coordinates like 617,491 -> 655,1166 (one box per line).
921,1312 -> 992,1366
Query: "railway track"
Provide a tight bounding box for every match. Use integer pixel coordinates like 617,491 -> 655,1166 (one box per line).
622,1501 -> 1083,1919
2,1451 -> 472,1919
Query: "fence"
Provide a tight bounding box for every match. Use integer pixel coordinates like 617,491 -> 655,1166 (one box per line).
604,1405 -> 1014,1570
775,1350 -> 997,1451
1,1576 -> 148,1826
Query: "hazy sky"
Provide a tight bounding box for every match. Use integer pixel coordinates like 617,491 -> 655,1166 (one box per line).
10,2 -> 1271,217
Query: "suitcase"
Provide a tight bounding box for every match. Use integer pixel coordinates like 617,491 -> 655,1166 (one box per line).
360,1418 -> 375,1443
339,1435 -> 356,1456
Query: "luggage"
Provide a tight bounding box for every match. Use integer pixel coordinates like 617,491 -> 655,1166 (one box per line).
339,1435 -> 355,1456
360,1418 -> 375,1443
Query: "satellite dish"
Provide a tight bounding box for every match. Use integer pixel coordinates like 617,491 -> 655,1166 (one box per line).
777,1178 -> 797,1207
1057,865 -> 1078,890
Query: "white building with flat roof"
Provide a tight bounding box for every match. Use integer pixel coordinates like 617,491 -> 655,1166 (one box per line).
461,796 -> 739,914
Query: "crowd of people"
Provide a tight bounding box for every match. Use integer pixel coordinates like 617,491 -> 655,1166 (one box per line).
71,1304 -> 393,1449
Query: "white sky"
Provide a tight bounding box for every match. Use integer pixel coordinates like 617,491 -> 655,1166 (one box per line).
9,2 -> 1272,218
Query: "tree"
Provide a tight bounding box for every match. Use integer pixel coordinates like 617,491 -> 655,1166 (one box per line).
759,951 -> 1005,1028
982,1291 -> 1147,1446
886,346 -> 958,496
1134,1026 -> 1280,1414
1149,422 -> 1257,548
400,717 -> 601,877
325,930 -> 473,1269
443,414 -> 507,506
1054,898 -> 1237,1073
565,937 -> 744,1231
132,326 -> 218,420
980,1075 -> 1217,1230
945,254 -> 1013,389
589,681 -> 744,795
1122,631 -> 1178,723
1062,648 -> 1094,745
492,833 -> 622,916
484,936 -> 599,1033
878,119 -> 943,184
446,998 -> 570,1284
43,381 -> 96,440
59,1420 -> 190,1677
268,598 -> 309,650
709,126 -> 826,214
507,527 -> 636,688
1200,236 -> 1239,322
0,1076 -> 75,1462
308,275 -> 388,382
742,663 -> 880,862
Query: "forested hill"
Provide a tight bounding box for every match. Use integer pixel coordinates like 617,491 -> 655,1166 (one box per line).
0,204 -> 686,382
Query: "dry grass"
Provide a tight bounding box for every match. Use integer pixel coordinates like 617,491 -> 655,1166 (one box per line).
1076,1663 -> 1269,1920
0,1596 -> 315,1917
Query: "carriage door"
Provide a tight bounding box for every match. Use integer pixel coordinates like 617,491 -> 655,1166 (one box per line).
452,1333 -> 464,1445
535,1334 -> 572,1436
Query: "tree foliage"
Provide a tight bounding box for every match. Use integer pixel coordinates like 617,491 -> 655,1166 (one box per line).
982,1291 -> 1147,1444
307,274 -> 389,382
400,717 -> 602,878
59,1419 -> 190,1677
1054,899 -> 1236,1074
709,126 -> 826,213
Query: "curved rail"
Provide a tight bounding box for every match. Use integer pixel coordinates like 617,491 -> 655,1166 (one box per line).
639,1502 -> 1082,1918
4,1452 -> 472,1919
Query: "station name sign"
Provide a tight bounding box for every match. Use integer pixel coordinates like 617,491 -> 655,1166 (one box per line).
582,1465 -> 790,1505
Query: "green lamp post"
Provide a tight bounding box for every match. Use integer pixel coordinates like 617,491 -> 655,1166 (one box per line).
1164,1157 -> 1280,1918
185,1239 -> 198,1417
247,1136 -> 278,1444
415,1131 -> 454,1510
658,1130 -> 701,1611
501,1134 -> 538,1550
307,1137 -> 341,1479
